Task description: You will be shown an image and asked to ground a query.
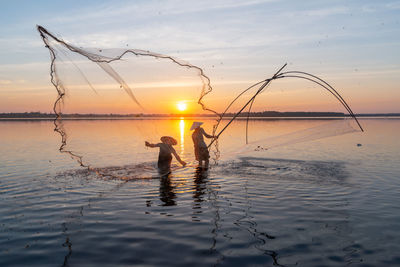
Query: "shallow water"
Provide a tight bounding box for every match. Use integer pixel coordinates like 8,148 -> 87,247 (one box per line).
1,119 -> 400,266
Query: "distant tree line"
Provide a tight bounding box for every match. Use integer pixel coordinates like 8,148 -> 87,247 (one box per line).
0,111 -> 399,119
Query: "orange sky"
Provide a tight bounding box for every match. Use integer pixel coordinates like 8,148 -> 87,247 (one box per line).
1,73 -> 399,115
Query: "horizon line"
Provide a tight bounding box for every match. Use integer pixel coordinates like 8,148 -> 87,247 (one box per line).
1,111 -> 400,117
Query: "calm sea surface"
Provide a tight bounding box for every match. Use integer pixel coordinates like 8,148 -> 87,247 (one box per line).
0,118 -> 399,266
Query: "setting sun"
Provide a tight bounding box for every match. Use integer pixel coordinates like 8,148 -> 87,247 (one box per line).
177,101 -> 187,112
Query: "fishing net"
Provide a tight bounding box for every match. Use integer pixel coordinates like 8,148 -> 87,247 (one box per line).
38,26 -> 363,174
210,64 -> 363,156
37,26 -> 220,174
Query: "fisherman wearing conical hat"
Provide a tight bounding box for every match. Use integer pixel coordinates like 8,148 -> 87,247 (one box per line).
190,122 -> 215,169
145,136 -> 186,174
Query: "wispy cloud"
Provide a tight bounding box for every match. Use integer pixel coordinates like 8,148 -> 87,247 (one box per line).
0,80 -> 12,85
282,6 -> 349,18
0,61 -> 49,71
304,6 -> 349,17
46,0 -> 279,24
386,1 -> 400,10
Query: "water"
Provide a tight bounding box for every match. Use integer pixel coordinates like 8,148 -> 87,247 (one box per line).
1,118 -> 400,266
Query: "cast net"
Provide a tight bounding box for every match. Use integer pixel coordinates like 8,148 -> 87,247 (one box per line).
38,26 -> 363,175
210,64 -> 363,157
38,26 -> 220,176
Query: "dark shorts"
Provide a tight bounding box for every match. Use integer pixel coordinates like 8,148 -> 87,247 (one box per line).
158,154 -> 172,170
195,146 -> 210,161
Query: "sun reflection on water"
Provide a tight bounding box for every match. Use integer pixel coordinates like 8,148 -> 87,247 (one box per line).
179,118 -> 185,155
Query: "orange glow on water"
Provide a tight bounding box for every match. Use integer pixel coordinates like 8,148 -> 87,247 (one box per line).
179,119 -> 185,155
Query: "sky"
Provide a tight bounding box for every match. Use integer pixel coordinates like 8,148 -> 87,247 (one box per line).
0,0 -> 399,114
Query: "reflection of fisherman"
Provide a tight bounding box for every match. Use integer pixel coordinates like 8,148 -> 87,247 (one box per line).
190,122 -> 215,169
159,175 -> 176,206
145,136 -> 186,173
193,167 -> 208,204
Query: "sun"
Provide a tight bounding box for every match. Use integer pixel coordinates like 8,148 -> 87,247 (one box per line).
177,101 -> 187,112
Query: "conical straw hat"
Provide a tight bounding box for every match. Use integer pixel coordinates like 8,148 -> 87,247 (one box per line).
190,121 -> 203,131
160,136 -> 177,145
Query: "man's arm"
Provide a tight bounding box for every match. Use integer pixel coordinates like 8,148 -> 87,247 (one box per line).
145,141 -> 159,148
201,128 -> 214,139
171,147 -> 186,166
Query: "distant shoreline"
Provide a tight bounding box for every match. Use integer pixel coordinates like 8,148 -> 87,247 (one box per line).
1,112 -> 399,120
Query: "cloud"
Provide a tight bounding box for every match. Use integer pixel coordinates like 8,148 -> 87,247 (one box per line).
0,36 -> 43,49
46,0 -> 280,24
0,61 -> 49,71
386,2 -> 400,10
305,6 -> 349,16
0,80 -> 12,85
283,6 -> 349,18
